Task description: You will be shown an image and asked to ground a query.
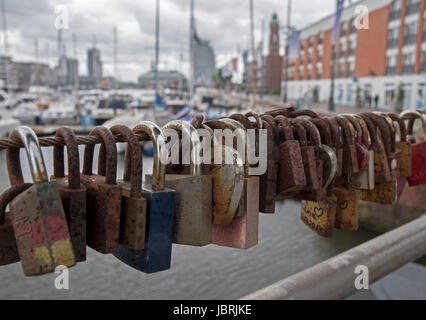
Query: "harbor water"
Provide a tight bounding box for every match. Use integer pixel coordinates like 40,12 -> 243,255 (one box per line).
0,148 -> 377,299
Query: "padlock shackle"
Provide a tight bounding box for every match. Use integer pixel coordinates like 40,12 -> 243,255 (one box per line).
296,119 -> 322,147
361,113 -> 393,156
83,126 -> 118,185
245,112 -> 263,129
110,125 -> 143,198
341,115 -> 363,143
229,114 -> 254,130
53,127 -> 81,190
310,118 -> 333,147
0,183 -> 32,225
265,106 -> 296,118
319,144 -> 338,190
388,113 -> 408,143
191,114 -> 205,129
220,118 -> 249,175
289,120 -> 308,147
335,116 -> 355,146
349,115 -> 370,146
290,110 -> 321,119
323,117 -> 341,149
260,115 -> 280,143
163,120 -> 201,176
7,126 -> 48,185
376,113 -> 396,153
133,121 -> 167,191
401,111 -> 426,138
274,115 -> 294,141
357,114 -> 378,144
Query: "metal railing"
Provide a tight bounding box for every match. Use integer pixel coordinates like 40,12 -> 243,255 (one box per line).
241,214 -> 426,300
349,48 -> 355,56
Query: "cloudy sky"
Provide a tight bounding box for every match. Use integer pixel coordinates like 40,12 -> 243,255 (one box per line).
2,0 -> 341,82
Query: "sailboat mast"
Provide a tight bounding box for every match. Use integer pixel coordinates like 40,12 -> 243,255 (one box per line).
249,0 -> 257,107
154,0 -> 160,99
189,0 -> 194,109
1,0 -> 9,91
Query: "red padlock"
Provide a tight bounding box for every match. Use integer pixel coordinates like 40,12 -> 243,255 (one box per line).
403,111 -> 426,186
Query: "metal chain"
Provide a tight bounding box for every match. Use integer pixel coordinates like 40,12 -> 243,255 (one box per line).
0,132 -> 151,150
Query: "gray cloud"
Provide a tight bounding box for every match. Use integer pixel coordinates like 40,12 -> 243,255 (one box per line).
1,0 -> 339,82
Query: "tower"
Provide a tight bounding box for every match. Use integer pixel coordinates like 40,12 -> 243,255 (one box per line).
269,12 -> 280,57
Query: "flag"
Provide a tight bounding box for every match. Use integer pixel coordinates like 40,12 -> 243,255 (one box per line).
331,0 -> 345,46
288,31 -> 301,60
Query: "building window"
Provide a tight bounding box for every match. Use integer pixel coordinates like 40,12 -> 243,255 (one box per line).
339,62 -> 345,78
402,52 -> 414,74
349,39 -> 356,56
386,56 -> 397,75
348,61 -> 354,78
406,0 -> 421,16
390,0 -> 402,20
318,32 -> 323,44
404,21 -> 418,45
421,51 -> 426,72
388,27 -> 399,48
341,22 -> 347,38
350,18 -> 356,34
340,41 -> 347,56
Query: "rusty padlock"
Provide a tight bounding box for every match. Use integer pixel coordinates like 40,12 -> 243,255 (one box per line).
325,117 -> 344,177
152,120 -> 212,247
0,183 -> 32,266
114,121 -> 176,273
258,114 -> 279,213
301,144 -> 338,238
50,127 -> 87,262
290,119 -> 322,201
402,111 -> 426,186
360,113 -> 397,204
389,113 -> 412,178
274,115 -> 306,198
80,126 -> 122,254
351,115 -> 375,190
335,116 -> 359,180
211,118 -> 259,249
359,114 -> 391,183
204,120 -> 244,226
7,126 -> 75,276
109,125 -> 147,251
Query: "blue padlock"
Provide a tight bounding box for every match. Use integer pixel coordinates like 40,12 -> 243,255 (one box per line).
114,121 -> 176,273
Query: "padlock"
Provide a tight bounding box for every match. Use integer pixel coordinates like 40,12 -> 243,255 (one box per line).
389,113 -> 412,178
114,121 -> 176,273
290,119 -> 322,201
147,120 -> 212,247
359,114 -> 391,183
6,126 -> 75,276
265,106 -> 297,118
402,111 -> 426,186
352,115 -> 375,190
274,115 -> 306,197
109,125 -> 147,250
301,145 -> 338,238
333,185 -> 360,231
335,116 -> 359,179
0,183 -> 32,266
360,113 -> 397,204
341,115 -> 369,182
324,117 -> 344,177
203,120 -> 244,226
211,118 -> 259,249
50,127 -> 87,262
378,113 -> 407,199
258,114 -> 279,213
80,126 -> 122,254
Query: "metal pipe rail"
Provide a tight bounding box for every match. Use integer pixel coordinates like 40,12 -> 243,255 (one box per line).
241,214 -> 426,300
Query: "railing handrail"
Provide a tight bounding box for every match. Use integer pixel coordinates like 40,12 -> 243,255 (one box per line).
241,214 -> 426,300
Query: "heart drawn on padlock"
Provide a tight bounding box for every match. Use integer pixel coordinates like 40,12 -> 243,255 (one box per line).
313,207 -> 324,220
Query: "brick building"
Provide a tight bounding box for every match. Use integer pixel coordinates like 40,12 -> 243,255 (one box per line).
282,0 -> 426,110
